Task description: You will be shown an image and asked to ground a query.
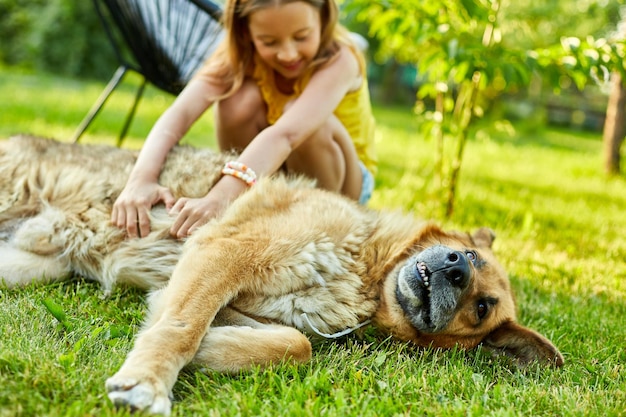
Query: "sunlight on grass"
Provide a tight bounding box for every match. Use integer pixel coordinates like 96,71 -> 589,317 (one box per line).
1,66 -> 625,416
0,67 -> 216,149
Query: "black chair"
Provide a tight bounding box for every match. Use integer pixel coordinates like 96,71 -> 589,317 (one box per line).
72,0 -> 223,146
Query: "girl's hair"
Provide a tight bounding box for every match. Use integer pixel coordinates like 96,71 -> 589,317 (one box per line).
197,0 -> 355,100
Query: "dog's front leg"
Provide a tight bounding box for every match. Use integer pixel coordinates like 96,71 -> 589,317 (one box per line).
105,242 -> 240,415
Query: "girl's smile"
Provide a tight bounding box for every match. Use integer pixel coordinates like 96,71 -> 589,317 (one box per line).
279,60 -> 303,74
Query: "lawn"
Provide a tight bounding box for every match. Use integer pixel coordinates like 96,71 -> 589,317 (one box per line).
1,66 -> 625,416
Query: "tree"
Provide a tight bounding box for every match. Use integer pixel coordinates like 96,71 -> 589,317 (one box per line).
0,0 -> 116,79
602,11 -> 626,175
533,31 -> 626,175
521,1 -> 626,175
348,0 -> 626,217
603,72 -> 626,175
350,0 -> 535,217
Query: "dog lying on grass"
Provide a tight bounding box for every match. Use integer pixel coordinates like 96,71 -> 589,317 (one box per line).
0,135 -> 563,415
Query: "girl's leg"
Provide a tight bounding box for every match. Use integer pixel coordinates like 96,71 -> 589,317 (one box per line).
286,115 -> 362,201
215,79 -> 268,152
215,80 -> 362,201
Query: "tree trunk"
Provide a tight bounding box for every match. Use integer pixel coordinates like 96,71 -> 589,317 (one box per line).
602,72 -> 626,176
446,72 -> 481,218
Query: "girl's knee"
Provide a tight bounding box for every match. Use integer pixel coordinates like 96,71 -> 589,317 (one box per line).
292,117 -> 362,200
294,120 -> 336,153
217,79 -> 265,127
216,79 -> 267,150
289,114 -> 350,163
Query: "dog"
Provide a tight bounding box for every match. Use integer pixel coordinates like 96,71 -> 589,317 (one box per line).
0,135 -> 563,416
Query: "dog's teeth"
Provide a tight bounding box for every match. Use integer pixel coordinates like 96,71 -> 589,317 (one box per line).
417,262 -> 429,286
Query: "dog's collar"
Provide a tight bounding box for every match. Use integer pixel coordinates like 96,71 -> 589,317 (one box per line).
300,313 -> 371,340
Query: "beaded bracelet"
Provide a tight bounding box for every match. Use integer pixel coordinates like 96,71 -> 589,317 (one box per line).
221,161 -> 257,186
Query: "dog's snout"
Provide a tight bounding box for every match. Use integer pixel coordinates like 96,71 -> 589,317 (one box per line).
413,245 -> 472,289
443,250 -> 470,288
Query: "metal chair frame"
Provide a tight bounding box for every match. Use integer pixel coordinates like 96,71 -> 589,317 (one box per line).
72,0 -> 223,146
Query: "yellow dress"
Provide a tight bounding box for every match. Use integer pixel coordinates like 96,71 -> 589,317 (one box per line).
252,52 -> 378,175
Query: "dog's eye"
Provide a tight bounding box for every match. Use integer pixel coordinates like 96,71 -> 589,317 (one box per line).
477,301 -> 489,319
465,250 -> 477,264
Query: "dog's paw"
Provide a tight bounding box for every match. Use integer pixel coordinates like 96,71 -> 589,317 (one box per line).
105,375 -> 172,416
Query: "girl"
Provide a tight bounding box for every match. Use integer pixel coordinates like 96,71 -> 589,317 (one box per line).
111,0 -> 377,239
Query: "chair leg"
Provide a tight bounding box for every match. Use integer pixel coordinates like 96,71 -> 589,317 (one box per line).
71,65 -> 129,143
116,77 -> 147,147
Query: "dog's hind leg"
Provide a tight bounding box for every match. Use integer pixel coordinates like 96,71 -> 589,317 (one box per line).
0,243 -> 71,287
0,207 -> 72,287
191,311 -> 312,374
134,305 -> 315,373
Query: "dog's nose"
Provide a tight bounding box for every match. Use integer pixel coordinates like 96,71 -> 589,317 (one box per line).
442,250 -> 471,288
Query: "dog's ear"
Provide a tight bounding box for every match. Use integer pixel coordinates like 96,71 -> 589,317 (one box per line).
482,320 -> 564,367
471,227 -> 496,248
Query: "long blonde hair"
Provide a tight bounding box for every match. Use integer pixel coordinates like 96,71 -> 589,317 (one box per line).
197,0 -> 357,100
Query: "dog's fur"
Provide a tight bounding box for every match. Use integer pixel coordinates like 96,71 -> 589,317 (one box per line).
0,135 -> 563,415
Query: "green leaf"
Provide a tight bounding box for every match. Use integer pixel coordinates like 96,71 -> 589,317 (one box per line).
41,298 -> 72,331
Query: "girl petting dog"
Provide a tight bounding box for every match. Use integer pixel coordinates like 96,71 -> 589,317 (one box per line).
111,0 -> 377,239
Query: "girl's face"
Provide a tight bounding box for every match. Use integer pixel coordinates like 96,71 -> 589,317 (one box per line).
248,1 -> 322,80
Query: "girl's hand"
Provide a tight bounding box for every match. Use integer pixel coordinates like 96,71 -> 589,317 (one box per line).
168,175 -> 248,238
111,181 -> 176,238
168,195 -> 228,238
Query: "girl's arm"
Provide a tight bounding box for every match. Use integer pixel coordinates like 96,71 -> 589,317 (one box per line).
111,77 -> 222,238
169,46 -> 362,237
236,45 -> 361,175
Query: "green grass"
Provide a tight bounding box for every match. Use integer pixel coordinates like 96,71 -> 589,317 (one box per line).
0,66 -> 216,150
1,66 -> 626,416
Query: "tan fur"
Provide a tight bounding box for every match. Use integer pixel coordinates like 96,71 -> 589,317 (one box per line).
0,135 -> 563,416
0,135 -> 232,293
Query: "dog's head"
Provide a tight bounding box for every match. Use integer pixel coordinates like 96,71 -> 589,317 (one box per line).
379,225 -> 563,367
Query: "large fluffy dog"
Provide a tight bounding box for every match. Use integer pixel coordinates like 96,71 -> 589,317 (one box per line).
0,135 -> 563,415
